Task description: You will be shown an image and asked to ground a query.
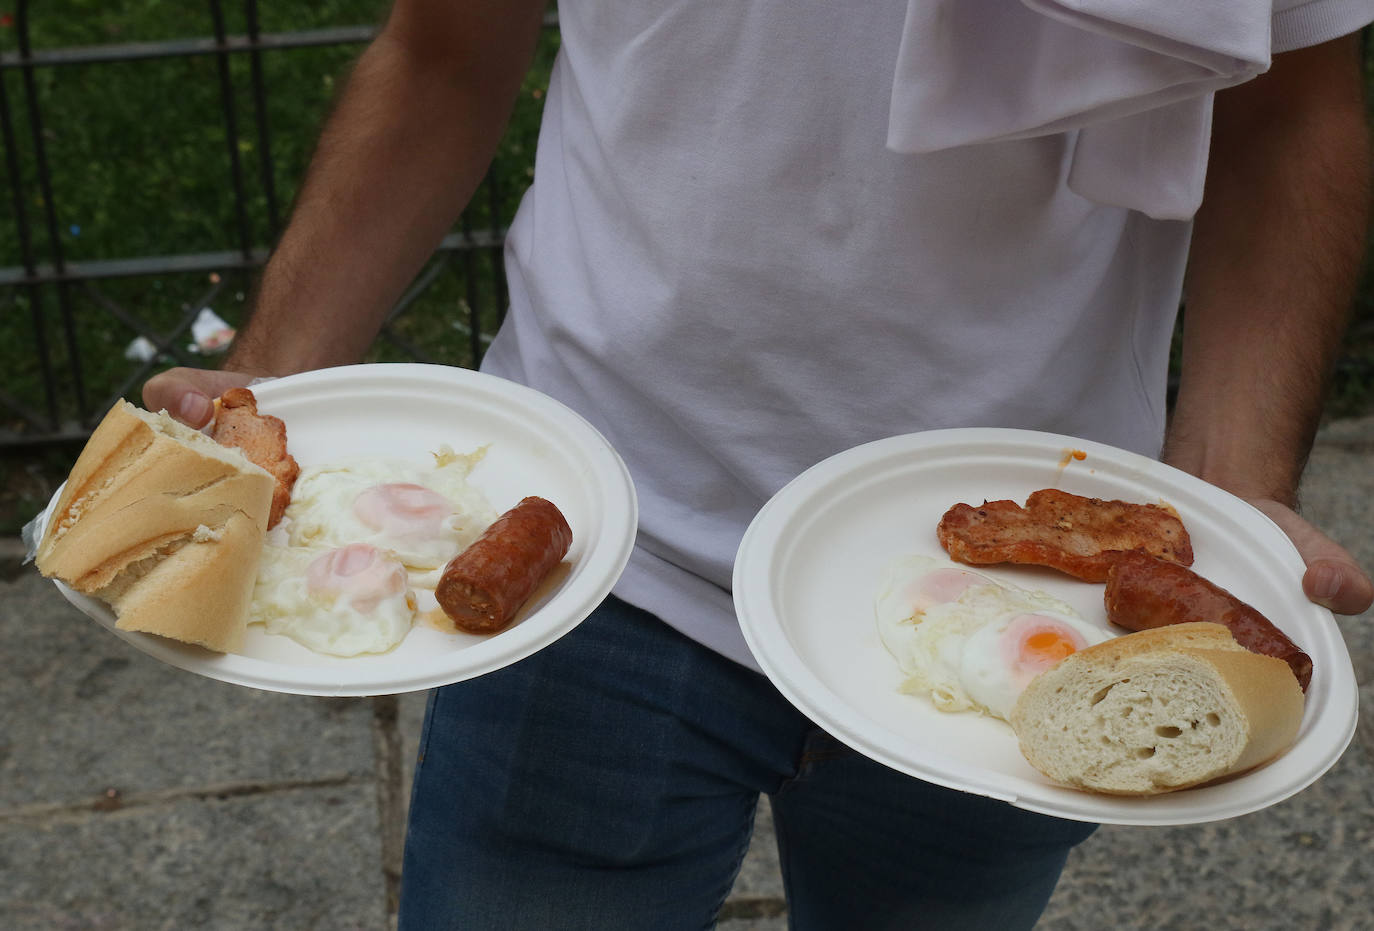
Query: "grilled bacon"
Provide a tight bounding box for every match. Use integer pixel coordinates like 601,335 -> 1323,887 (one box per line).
936,488 -> 1193,583
210,388 -> 299,528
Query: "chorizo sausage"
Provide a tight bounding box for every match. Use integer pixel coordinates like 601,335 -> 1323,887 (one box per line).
435,496 -> 573,634
1104,550 -> 1312,691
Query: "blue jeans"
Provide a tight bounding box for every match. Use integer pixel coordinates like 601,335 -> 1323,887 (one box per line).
399,596 -> 1096,930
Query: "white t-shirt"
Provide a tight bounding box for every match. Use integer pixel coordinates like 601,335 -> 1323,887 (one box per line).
482,0 -> 1373,667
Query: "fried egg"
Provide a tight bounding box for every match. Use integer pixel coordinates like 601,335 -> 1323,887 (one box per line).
958,607 -> 1108,719
284,446 -> 498,581
248,446 -> 499,655
875,555 -> 1110,720
251,542 -> 417,656
875,555 -> 999,671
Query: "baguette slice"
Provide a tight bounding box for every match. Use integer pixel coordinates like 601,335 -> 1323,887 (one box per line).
35,399 -> 275,652
1009,623 -> 1304,796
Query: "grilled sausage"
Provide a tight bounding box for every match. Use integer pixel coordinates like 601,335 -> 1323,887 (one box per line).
1104,550 -> 1312,691
435,496 -> 572,634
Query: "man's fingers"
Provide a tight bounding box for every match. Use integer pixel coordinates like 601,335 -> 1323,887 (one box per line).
1302,558 -> 1374,616
141,368 -> 258,429
1250,499 -> 1374,616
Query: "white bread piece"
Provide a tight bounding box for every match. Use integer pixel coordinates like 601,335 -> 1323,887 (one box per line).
35,400 -> 275,652
1009,623 -> 1304,796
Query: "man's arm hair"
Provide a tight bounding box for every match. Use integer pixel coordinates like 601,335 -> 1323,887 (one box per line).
225,0 -> 548,375
1164,33 -> 1371,505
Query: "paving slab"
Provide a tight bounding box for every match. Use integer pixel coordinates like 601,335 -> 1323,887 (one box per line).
397,690 -> 429,814
718,801 -> 788,929
2,787 -> 386,931
0,571 -> 375,809
3,414 -> 1371,929
725,800 -> 784,902
0,567 -> 390,929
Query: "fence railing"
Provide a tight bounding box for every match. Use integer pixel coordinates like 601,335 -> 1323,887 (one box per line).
1,2 -> 556,448
4,6 -> 1373,451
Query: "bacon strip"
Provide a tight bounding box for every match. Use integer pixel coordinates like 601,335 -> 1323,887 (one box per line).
210,388 -> 299,529
936,488 -> 1193,582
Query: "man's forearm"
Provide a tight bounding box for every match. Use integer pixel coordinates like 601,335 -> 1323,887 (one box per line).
1164,35 -> 1371,505
225,0 -> 545,375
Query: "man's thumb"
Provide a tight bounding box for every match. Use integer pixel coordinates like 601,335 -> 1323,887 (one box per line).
141,367 -> 260,429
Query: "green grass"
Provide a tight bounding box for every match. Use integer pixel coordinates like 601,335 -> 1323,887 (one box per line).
0,1 -> 555,435
0,2 -> 554,531
4,2 -> 389,260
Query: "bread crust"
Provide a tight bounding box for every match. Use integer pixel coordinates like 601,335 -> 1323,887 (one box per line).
1043,621 -> 1246,664
36,400 -> 274,652
1009,623 -> 1304,796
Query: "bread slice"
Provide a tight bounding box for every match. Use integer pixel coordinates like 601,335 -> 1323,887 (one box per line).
36,400 -> 275,652
1009,623 -> 1304,796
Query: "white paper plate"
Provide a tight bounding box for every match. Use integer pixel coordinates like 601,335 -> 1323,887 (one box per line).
733,427 -> 1358,826
41,363 -> 638,696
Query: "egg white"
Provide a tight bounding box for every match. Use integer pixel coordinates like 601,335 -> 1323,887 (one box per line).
958,608 -> 1110,720
250,543 -> 416,657
248,446 -> 500,656
284,446 -> 498,578
874,555 -> 998,670
875,555 -> 1107,720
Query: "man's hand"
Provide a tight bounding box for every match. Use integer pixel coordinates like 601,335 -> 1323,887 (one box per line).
142,367 -> 257,428
1248,498 -> 1374,616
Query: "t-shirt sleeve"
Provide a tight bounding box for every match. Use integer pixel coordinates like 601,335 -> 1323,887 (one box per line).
1273,0 -> 1374,53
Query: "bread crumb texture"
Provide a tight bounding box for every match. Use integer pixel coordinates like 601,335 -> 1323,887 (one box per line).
1022,660 -> 1243,794
1010,627 -> 1303,797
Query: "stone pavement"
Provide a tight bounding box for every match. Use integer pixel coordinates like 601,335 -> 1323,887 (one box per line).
3,416 -> 1372,930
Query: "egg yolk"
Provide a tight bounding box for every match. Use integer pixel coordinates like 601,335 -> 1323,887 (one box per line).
352,483 -> 454,541
307,543 -> 409,613
1002,613 -> 1089,676
1021,630 -> 1079,664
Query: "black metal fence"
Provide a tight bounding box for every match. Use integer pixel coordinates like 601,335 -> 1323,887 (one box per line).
1,2 -> 555,449
4,6 -> 1373,453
